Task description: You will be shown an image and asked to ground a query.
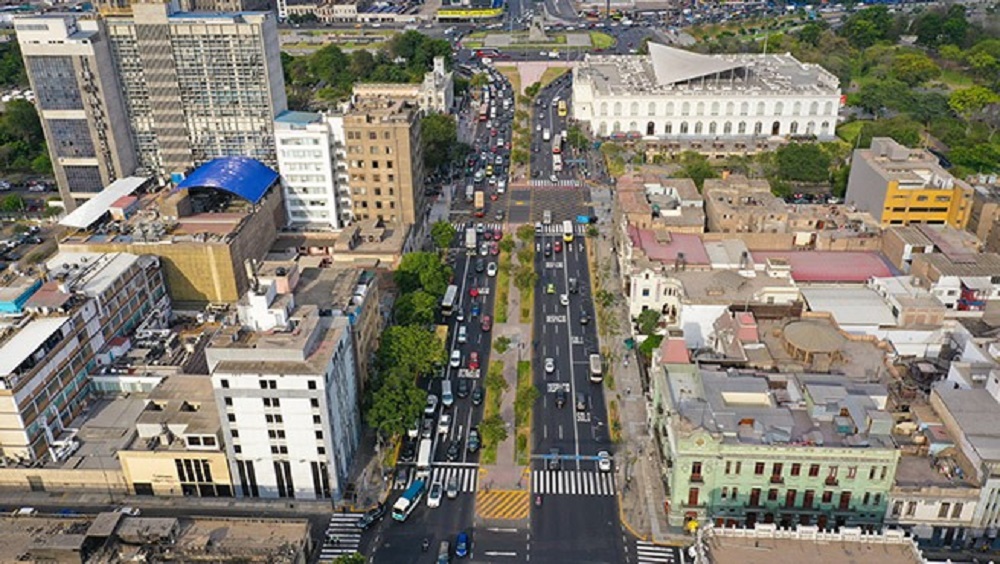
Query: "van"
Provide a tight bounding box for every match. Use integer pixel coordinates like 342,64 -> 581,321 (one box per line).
575,392 -> 588,412
12,507 -> 37,517
441,379 -> 454,407
457,325 -> 468,344
438,540 -> 451,563
543,210 -> 552,225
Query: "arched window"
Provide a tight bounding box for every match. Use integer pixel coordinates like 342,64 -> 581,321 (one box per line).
696,101 -> 705,115
665,122 -> 673,134
681,102 -> 690,116
793,101 -> 801,115
724,122 -> 732,134
599,102 -> 608,117
629,121 -> 638,132
599,122 -> 608,136
709,122 -> 717,134
821,121 -> 830,134
740,102 -> 749,116
613,102 -> 622,116
756,102 -> 765,116
694,122 -> 703,134
824,101 -> 833,115
809,102 -> 818,116
680,122 -> 689,134
806,122 -> 815,135
738,122 -> 746,134
726,102 -> 734,116
790,121 -> 799,134
613,121 -> 621,132
774,102 -> 784,116
755,122 -> 763,135
666,101 -> 675,116
648,102 -> 657,116
711,101 -> 720,116
771,121 -> 781,135
630,102 -> 639,116
647,121 -> 655,135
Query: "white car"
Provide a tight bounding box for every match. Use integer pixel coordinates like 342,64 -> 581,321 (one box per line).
560,293 -> 569,307
117,506 -> 142,516
487,263 -> 498,277
450,350 -> 461,368
597,451 -> 612,473
427,481 -> 444,508
545,358 -> 555,374
425,394 -> 439,415
438,413 -> 451,435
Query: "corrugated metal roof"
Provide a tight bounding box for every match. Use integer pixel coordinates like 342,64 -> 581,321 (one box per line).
59,176 -> 150,230
175,157 -> 278,205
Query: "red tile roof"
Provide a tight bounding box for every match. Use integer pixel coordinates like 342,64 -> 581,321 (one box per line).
628,226 -> 710,265
750,251 -> 893,282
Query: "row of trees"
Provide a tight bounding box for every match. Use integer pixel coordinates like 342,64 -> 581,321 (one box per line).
364,252 -> 452,439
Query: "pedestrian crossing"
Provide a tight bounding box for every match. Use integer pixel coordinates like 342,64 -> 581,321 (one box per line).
404,465 -> 479,493
317,513 -> 363,562
634,541 -> 680,564
527,179 -> 581,187
535,224 -> 588,236
531,469 -> 616,496
451,222 -> 505,234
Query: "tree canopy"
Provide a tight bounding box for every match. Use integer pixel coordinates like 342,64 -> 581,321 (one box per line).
377,324 -> 446,377
365,367 -> 427,438
775,143 -> 831,183
421,113 -> 459,170
393,290 -> 438,326
430,220 -> 457,251
636,309 -> 661,336
394,252 -> 453,300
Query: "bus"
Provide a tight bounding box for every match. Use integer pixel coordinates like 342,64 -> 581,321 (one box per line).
416,438 -> 433,479
441,284 -> 459,317
551,134 -> 563,154
474,191 -> 485,217
478,103 -> 489,122
557,100 -> 568,117
391,479 -> 426,522
552,153 -> 563,173
588,353 -> 603,383
563,220 -> 574,243
465,227 -> 477,251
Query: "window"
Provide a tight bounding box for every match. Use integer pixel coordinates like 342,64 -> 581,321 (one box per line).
767,488 -> 778,501
953,502 -> 963,518
231,430 -> 239,438
892,501 -> 903,517
725,461 -> 731,475
869,467 -> 877,480
311,398 -> 320,408
224,397 -> 232,406
642,289 -> 650,297
316,430 -> 324,439
734,462 -> 741,475
906,501 -> 916,516
938,503 -> 951,519
862,492 -> 870,505
791,463 -> 801,476
220,379 -> 229,389
234,445 -> 242,454
318,446 -> 326,455
803,490 -> 815,509
771,463 -> 783,478
688,487 -> 700,506
822,491 -> 833,504
259,380 -> 277,390
874,494 -> 882,506
721,487 -> 729,499
691,461 -> 702,476
755,462 -> 765,475
227,413 -> 236,422
880,466 -> 887,480
847,466 -> 857,479
308,380 -> 317,390
313,415 -> 322,424
785,490 -> 796,508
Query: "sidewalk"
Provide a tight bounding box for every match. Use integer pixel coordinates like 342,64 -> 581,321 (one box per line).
588,194 -> 680,546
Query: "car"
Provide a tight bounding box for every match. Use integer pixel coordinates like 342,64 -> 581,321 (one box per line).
438,540 -> 451,564
480,316 -> 492,332
393,467 -> 410,489
475,258 -> 485,273
476,223 -> 485,234
553,241 -> 562,253
456,532 -> 470,558
560,293 -> 569,307
457,377 -> 470,398
550,174 -> 558,183
495,155 -> 503,165
471,386 -> 484,406
425,394 -> 440,415
421,417 -> 434,439
486,262 -> 498,277
456,309 -> 466,322
548,448 -> 561,470
490,191 -> 498,201
494,229 -> 503,241
490,242 -> 499,256
407,420 -> 420,439
482,230 -> 493,241
355,503 -> 387,529
494,209 -> 505,221
568,278 -> 578,293
544,243 -> 552,256
400,441 -> 416,461
469,287 -> 480,299
450,350 -> 462,368
27,184 -> 47,193
579,310 -> 590,324
555,388 -> 567,408
545,357 -> 555,373
546,283 -> 556,294
468,351 -> 480,370
467,428 -> 481,452
446,474 -> 460,499
117,506 -> 142,516
446,439 -> 462,462
491,128 -> 497,136
438,413 -> 452,435
427,481 -> 444,508
598,451 -> 612,472
536,124 -> 542,132
480,242 -> 489,256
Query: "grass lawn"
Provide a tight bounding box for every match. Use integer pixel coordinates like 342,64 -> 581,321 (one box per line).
589,31 -> 615,50
494,65 -> 522,95
514,360 -> 533,466
938,68 -> 975,90
495,250 -> 511,323
480,361 -> 506,465
608,399 -> 622,443
520,285 -> 533,323
538,67 -> 570,88
836,120 -> 869,145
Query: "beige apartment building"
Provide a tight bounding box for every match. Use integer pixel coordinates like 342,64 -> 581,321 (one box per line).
704,174 -> 789,233
343,99 -> 425,225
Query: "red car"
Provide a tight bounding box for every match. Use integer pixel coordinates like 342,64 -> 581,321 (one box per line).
494,229 -> 503,241
483,230 -> 493,241
554,241 -> 562,253
491,128 -> 497,137
469,287 -> 480,298
481,315 -> 492,332
469,351 -> 480,370
490,192 -> 498,201
490,242 -> 499,256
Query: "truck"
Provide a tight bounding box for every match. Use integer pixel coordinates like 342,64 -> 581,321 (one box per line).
466,184 -> 475,201
474,191 -> 485,218
391,479 -> 426,522
416,438 -> 433,479
465,227 -> 477,252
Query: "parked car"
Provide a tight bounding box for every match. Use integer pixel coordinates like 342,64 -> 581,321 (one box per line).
354,503 -> 387,530
597,451 -> 612,473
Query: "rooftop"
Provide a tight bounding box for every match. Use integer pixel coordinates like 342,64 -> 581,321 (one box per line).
628,226 -> 710,267
750,251 -> 896,283
755,317 -> 890,381
855,138 -> 969,193
913,251 -> 1000,279
175,157 -> 279,206
932,386 -> 1000,465
673,270 -> 797,304
274,110 -> 324,126
801,286 -> 897,328
293,266 -> 375,314
59,176 -> 151,230
170,517 -> 309,562
134,375 -> 220,448
703,527 -> 923,564
0,516 -> 92,563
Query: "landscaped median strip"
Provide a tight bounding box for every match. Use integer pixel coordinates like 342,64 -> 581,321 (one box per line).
480,360 -> 509,465
514,360 -> 536,465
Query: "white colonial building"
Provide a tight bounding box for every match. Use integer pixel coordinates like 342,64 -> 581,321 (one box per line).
572,43 -> 842,141
274,110 -> 351,229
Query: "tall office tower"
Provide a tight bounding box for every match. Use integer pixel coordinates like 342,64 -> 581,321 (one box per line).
15,17 -> 137,209
343,99 -> 425,226
274,111 -> 352,229
95,0 -> 272,15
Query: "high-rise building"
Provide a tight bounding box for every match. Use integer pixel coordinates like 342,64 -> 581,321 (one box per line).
16,3 -> 287,209
343,99 -> 425,225
95,0 -> 271,14
15,17 -> 138,206
274,111 -> 352,229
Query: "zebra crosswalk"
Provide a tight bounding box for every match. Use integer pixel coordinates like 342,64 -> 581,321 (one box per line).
531,470 -> 616,496
634,541 -> 680,563
451,222 -> 504,234
317,513 -> 363,562
404,465 -> 479,493
535,224 -> 588,236
527,179 -> 581,187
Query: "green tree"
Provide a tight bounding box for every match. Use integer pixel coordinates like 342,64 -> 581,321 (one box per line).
775,143 -> 831,183
636,309 -> 661,336
394,290 -> 438,326
0,43 -> 27,88
513,264 -> 537,292
478,414 -> 508,446
890,52 -> 941,86
377,325 -> 445,376
514,383 -> 539,420
0,194 -> 23,213
797,22 -> 827,47
1,100 -> 43,147
366,369 -> 426,437
334,554 -> 366,564
677,151 -> 717,191
470,72 -> 489,89
31,153 -> 51,175
498,238 -> 515,253
857,116 -> 923,148
431,220 -> 457,250
516,224 -> 535,243
485,362 -> 508,392
566,125 -> 589,152
395,252 -> 452,299
949,86 -> 1000,119
524,81 -> 542,98
637,335 -> 664,359
421,113 -> 458,170
511,148 -> 529,166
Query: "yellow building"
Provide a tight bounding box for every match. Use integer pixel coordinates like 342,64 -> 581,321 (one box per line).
846,138 -> 972,228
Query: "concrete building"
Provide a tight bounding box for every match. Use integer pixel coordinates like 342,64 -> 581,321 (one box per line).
0,251 -> 168,462
207,296 -> 359,500
58,158 -> 285,305
15,16 -> 138,208
614,173 -> 705,234
96,0 -> 272,13
846,138 -> 973,228
572,43 -> 841,141
274,111 -> 351,229
968,181 -> 1000,252
343,99 -> 425,225
273,217 -> 415,268
353,56 -> 454,115
690,525 -> 925,564
652,364 -> 900,530
703,175 -> 788,233
910,251 -> 1000,313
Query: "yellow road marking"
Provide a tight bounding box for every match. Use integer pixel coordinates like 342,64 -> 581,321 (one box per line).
476,489 -> 530,520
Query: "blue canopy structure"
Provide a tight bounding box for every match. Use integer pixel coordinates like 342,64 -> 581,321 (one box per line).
175,157 -> 278,205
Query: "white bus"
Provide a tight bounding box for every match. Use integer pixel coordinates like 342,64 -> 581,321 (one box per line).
416,438 -> 433,478
441,285 -> 459,317
552,153 -> 563,173
563,220 -> 575,243
588,353 -> 603,383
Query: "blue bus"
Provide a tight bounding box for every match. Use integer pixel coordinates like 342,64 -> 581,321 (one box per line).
392,479 -> 426,522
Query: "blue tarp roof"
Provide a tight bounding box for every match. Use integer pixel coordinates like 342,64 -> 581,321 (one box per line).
175,157 -> 278,205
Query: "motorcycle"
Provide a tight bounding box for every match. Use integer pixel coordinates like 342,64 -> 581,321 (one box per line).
422,538 -> 430,552
535,495 -> 542,507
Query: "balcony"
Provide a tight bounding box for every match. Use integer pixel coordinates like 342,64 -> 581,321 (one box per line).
825,477 -> 839,487
770,476 -> 784,484
690,474 -> 704,484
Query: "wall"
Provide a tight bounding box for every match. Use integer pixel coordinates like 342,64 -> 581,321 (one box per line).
118,449 -> 233,496
0,466 -> 127,493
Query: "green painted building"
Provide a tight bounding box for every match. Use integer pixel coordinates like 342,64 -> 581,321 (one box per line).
651,363 -> 901,531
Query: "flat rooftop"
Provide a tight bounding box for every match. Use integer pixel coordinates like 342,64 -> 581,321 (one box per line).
628,226 -> 710,266
0,516 -> 92,562
705,534 -> 922,564
172,517 -> 309,562
801,286 -> 897,328
751,251 -> 896,283
674,270 -> 796,304
54,395 -> 146,471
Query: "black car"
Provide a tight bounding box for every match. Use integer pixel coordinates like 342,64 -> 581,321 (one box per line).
400,442 -> 416,462
568,278 -> 578,294
555,389 -> 567,408
446,439 -> 462,461
471,386 -> 484,406
467,428 -> 481,453
457,377 -> 470,398
579,310 -> 590,324
475,258 -> 485,273
354,503 -> 387,530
